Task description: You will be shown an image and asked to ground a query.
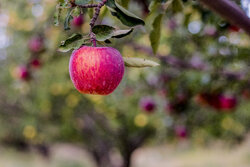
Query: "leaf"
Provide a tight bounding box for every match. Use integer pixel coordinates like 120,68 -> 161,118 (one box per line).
112,28 -> 133,38
64,8 -> 74,30
106,0 -> 145,27
92,25 -> 133,41
150,14 -> 163,54
75,0 -> 91,6
121,0 -> 130,8
172,0 -> 183,13
58,34 -> 89,52
123,57 -> 159,68
92,25 -> 115,41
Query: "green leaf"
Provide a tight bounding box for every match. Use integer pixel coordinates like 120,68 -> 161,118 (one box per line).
92,25 -> 133,41
121,0 -> 130,8
123,57 -> 160,68
92,25 -> 115,41
172,0 -> 183,13
75,0 -> 91,6
58,34 -> 89,52
106,0 -> 145,27
64,8 -> 74,30
150,14 -> 163,54
112,28 -> 133,38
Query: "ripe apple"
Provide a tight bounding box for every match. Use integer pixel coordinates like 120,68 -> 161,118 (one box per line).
69,46 -> 124,95
196,92 -> 237,111
16,66 -> 30,80
218,95 -> 237,111
139,96 -> 156,113
72,15 -> 84,27
175,125 -> 187,139
28,36 -> 44,53
229,25 -> 240,32
30,58 -> 41,68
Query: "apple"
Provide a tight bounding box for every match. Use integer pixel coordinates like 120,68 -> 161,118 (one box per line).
72,15 -> 84,27
139,96 -> 156,113
30,58 -> 41,68
17,66 -> 30,80
69,46 -> 124,95
218,95 -> 237,110
196,93 -> 237,111
175,125 -> 187,139
229,25 -> 240,32
28,36 -> 44,53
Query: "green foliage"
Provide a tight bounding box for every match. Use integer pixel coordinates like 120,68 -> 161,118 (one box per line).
106,0 -> 145,27
92,25 -> 133,41
58,34 -> 89,52
150,14 -> 163,54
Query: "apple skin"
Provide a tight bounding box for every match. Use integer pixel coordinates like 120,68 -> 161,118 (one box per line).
139,96 -> 156,113
69,46 -> 124,95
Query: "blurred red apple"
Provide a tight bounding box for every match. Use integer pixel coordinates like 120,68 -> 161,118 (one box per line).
69,46 -> 124,95
139,96 -> 156,113
196,92 -> 237,111
30,58 -> 41,68
175,125 -> 187,139
218,95 -> 237,111
72,15 -> 84,27
28,36 -> 44,53
229,25 -> 240,32
17,66 -> 30,81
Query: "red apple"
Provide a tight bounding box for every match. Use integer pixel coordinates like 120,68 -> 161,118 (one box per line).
139,96 -> 156,113
72,15 -> 84,27
218,95 -> 237,110
229,25 -> 240,32
175,125 -> 187,139
30,58 -> 41,68
28,36 -> 44,53
69,46 -> 124,95
17,66 -> 30,80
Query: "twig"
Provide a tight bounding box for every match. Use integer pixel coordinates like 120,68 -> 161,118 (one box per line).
71,0 -> 107,46
198,0 -> 250,36
128,43 -> 246,81
89,0 -> 108,47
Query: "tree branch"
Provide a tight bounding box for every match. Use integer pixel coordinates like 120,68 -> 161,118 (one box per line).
128,43 -> 246,81
89,0 -> 107,47
198,0 -> 250,36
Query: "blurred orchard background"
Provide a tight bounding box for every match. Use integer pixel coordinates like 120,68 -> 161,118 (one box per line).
0,0 -> 250,167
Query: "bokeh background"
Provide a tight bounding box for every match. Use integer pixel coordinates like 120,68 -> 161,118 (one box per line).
0,0 -> 250,167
